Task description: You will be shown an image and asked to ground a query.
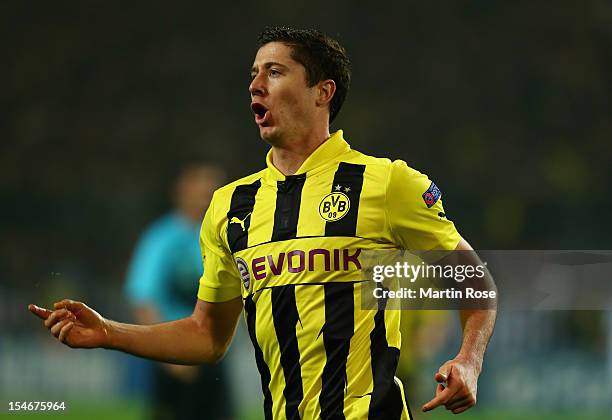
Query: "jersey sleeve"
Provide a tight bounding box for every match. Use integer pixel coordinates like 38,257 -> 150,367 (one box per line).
197,192 -> 242,302
386,160 -> 461,251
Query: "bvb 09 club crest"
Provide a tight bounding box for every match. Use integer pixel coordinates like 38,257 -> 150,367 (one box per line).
318,192 -> 350,222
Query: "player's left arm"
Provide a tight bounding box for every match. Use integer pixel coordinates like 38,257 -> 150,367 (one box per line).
385,161 -> 497,413
422,238 -> 497,414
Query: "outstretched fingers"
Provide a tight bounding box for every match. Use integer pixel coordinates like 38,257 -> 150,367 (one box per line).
28,304 -> 52,320
422,385 -> 453,412
43,309 -> 75,329
54,299 -> 85,315
50,317 -> 74,337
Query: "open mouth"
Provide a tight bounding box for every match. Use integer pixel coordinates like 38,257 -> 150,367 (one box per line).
251,102 -> 269,125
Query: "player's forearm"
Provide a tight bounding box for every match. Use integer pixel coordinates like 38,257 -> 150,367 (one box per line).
450,238 -> 497,371
104,316 -> 225,365
456,308 -> 496,372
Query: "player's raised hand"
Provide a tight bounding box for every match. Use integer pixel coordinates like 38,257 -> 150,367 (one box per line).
421,358 -> 479,414
28,299 -> 111,349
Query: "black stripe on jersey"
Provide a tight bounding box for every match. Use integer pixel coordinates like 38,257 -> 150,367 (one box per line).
325,162 -> 366,237
271,285 -> 304,420
237,234 -> 375,252
368,291 -> 405,420
244,295 -> 273,420
271,173 -> 306,242
254,279 -> 366,294
398,377 -> 414,420
227,179 -> 261,253
319,282 -> 354,419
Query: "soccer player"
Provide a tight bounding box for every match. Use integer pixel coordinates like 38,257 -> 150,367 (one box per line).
29,27 -> 496,419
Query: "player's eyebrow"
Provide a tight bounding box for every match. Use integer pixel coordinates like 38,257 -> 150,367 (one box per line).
251,61 -> 289,74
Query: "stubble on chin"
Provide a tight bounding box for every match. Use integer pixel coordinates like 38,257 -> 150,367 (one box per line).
259,127 -> 283,146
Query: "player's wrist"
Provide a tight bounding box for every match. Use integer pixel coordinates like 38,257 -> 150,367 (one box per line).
453,353 -> 483,375
101,318 -> 117,349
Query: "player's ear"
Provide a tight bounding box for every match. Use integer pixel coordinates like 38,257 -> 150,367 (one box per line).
316,79 -> 336,107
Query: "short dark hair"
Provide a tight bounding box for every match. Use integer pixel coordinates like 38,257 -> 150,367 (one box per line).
257,27 -> 351,124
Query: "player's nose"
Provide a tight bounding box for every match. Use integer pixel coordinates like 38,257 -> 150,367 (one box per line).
249,73 -> 267,97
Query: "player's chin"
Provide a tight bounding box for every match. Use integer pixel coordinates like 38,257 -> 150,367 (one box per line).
259,126 -> 281,144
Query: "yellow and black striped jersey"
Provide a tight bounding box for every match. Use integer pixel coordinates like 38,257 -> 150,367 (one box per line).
197,130 -> 460,420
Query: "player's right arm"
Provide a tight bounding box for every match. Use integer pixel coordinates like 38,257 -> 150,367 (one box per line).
30,189 -> 243,364
28,296 -> 242,364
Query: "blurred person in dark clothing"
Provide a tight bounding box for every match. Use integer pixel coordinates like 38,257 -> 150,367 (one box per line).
125,164 -> 231,420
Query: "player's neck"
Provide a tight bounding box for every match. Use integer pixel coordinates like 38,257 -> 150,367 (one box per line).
271,127 -> 331,176
178,207 -> 201,225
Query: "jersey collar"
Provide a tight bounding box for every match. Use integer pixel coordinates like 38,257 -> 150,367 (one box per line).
264,130 -> 351,182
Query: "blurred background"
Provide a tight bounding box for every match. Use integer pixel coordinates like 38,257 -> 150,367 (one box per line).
2,1 -> 612,419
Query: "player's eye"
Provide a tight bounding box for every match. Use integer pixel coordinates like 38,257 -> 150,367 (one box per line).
269,69 -> 281,77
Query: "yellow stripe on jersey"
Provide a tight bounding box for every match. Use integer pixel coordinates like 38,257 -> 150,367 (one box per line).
344,281 -> 375,416
296,167 -> 337,238
197,130 -> 460,419
294,284 -> 326,418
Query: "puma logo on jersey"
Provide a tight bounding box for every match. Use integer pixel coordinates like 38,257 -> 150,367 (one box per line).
229,213 -> 251,231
